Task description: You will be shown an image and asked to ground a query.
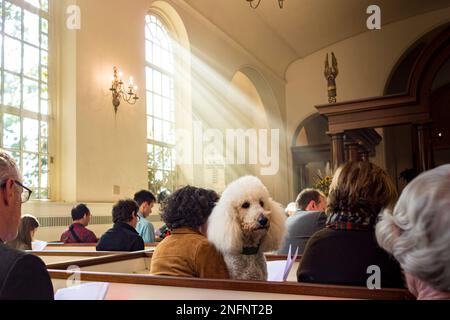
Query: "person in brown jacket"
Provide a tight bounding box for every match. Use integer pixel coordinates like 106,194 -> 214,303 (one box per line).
150,186 -> 229,279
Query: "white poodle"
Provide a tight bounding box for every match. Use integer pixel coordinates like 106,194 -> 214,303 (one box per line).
207,176 -> 286,281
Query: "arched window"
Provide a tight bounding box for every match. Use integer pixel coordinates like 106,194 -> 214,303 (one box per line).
145,14 -> 176,193
0,0 -> 50,199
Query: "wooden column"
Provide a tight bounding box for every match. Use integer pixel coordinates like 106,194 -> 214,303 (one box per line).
360,150 -> 370,162
296,164 -> 307,192
331,133 -> 345,170
416,123 -> 434,172
346,143 -> 360,162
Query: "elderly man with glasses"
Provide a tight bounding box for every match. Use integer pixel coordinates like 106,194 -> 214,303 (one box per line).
0,150 -> 54,300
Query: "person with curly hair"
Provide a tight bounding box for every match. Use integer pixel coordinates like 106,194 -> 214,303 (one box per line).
150,186 -> 229,279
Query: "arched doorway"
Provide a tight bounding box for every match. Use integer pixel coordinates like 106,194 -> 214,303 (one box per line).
383,23 -> 450,187
291,113 -> 331,198
221,66 -> 288,201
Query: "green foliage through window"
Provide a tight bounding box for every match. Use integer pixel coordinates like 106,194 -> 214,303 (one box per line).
145,14 -> 176,194
0,0 -> 50,199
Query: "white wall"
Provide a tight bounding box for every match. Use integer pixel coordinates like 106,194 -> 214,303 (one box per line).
26,0 -> 290,241
59,0 -> 287,202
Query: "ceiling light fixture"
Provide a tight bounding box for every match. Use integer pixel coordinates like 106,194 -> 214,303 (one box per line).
247,0 -> 284,9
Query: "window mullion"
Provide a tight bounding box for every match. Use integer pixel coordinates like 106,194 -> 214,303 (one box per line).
146,61 -> 173,78
1,1 -> 5,150
20,3 -> 24,188
9,0 -> 49,19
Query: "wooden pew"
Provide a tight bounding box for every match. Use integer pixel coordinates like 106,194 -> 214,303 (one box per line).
45,251 -> 299,276
47,252 -> 414,300
43,242 -> 159,252
31,250 -> 122,266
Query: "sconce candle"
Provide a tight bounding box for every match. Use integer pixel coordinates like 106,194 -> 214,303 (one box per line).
110,66 -> 139,114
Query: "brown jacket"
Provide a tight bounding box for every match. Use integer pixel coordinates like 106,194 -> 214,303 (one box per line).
150,227 -> 229,279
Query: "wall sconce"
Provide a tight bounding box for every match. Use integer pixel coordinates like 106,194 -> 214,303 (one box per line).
110,66 -> 139,114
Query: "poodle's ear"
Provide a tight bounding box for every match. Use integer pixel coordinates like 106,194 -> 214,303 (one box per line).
207,199 -> 243,255
260,198 -> 287,253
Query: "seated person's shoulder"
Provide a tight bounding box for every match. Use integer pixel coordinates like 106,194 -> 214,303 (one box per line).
0,244 -> 27,267
1,244 -> 45,266
306,227 -> 333,244
86,227 -> 98,237
194,237 -> 229,279
0,247 -> 54,300
196,236 -> 221,255
12,252 -> 48,271
307,227 -> 375,251
96,229 -> 114,249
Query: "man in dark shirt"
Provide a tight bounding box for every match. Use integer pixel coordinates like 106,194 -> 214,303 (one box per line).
0,150 -> 54,300
60,203 -> 98,243
96,199 -> 144,252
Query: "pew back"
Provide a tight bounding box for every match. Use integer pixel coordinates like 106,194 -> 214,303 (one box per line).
45,251 -> 298,278
44,243 -> 158,252
47,252 -> 414,300
31,251 -> 121,266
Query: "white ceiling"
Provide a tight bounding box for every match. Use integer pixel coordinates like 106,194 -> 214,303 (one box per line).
183,0 -> 450,77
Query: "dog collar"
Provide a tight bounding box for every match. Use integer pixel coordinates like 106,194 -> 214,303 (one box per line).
242,245 -> 260,255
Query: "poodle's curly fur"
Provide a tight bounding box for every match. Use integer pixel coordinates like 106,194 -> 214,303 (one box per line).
207,176 -> 286,280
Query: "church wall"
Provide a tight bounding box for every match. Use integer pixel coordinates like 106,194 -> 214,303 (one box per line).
23,0 -> 289,241
285,7 -> 450,199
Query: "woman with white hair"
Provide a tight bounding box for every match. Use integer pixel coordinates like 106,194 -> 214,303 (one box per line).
376,164 -> 450,300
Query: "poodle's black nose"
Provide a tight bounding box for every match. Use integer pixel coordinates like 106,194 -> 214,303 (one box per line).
257,214 -> 268,227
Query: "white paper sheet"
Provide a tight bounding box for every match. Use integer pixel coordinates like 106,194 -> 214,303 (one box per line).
55,282 -> 109,300
267,245 -> 299,282
31,240 -> 48,251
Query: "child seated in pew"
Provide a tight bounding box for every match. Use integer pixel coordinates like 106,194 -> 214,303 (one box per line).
150,186 -> 229,279
6,214 -> 40,250
96,199 -> 145,252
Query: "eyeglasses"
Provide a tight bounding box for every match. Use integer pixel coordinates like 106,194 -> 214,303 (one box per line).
0,179 -> 33,203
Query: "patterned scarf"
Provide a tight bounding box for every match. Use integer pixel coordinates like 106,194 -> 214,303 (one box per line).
326,212 -> 377,231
